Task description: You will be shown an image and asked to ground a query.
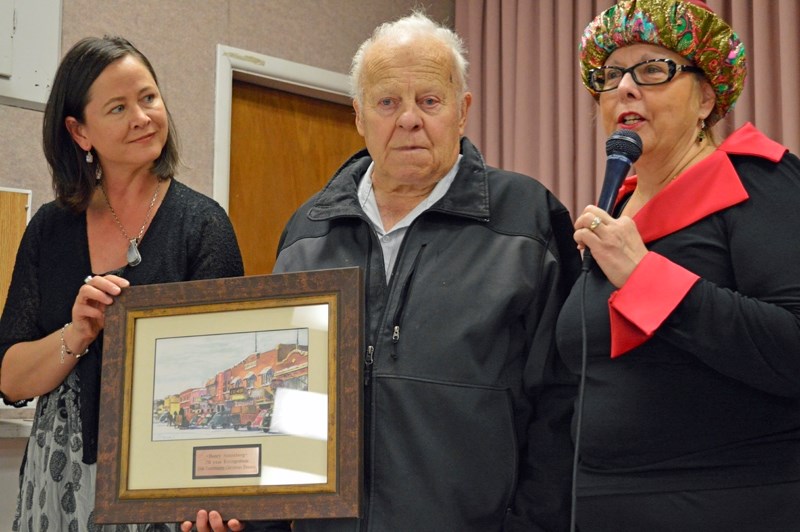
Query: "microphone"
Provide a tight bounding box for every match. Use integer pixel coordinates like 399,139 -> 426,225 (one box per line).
582,130 -> 643,270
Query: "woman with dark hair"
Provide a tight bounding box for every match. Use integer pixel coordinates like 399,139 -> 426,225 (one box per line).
556,1 -> 800,530
0,36 -> 243,530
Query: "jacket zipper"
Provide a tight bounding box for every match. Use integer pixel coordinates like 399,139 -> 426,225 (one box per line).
364,345 -> 375,386
361,221 -> 425,531
389,243 -> 426,360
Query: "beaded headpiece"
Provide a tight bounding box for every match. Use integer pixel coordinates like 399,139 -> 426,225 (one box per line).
579,0 -> 747,126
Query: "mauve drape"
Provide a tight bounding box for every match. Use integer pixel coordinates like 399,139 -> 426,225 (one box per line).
455,0 -> 800,219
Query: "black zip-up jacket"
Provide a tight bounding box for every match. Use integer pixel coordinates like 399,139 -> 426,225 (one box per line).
273,137 -> 581,531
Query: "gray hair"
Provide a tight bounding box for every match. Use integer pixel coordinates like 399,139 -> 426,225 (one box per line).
349,10 -> 469,105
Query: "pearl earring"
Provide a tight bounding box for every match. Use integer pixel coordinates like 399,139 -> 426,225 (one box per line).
86,150 -> 94,163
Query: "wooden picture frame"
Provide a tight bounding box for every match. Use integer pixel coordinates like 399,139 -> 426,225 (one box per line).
94,267 -> 362,524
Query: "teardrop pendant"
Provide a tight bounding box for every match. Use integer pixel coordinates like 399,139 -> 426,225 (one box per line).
127,239 -> 142,267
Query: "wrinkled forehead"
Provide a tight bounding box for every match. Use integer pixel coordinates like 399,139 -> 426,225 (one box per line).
362,36 -> 457,91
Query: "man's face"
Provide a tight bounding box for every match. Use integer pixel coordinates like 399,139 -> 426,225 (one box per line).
354,36 -> 471,189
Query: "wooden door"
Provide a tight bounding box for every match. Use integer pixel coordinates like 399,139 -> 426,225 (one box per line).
229,81 -> 365,275
0,188 -> 29,311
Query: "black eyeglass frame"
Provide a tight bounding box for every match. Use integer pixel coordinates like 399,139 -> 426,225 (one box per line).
589,58 -> 705,92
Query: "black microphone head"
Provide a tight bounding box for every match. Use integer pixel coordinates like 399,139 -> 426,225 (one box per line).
606,130 -> 643,163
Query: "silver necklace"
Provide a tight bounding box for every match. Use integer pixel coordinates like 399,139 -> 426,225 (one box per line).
99,176 -> 161,267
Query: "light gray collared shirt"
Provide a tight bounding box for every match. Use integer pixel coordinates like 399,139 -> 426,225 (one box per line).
358,155 -> 462,280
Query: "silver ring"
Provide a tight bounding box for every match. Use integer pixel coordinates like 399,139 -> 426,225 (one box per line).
84,275 -> 93,284
589,216 -> 602,231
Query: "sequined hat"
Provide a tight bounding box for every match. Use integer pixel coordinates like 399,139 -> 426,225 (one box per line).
579,0 -> 747,126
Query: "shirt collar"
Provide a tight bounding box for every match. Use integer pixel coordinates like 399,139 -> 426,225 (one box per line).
358,155 -> 462,234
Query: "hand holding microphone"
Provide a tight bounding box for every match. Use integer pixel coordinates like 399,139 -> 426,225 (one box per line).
581,130 -> 643,272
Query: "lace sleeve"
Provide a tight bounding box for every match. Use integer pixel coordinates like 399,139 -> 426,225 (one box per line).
0,206 -> 46,407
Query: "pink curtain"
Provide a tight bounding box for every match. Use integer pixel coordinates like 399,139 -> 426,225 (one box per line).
455,0 -> 800,218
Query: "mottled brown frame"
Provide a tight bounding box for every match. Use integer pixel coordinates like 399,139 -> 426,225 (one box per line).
95,268 -> 362,524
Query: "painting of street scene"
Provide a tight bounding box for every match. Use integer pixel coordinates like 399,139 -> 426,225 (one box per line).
151,328 -> 309,441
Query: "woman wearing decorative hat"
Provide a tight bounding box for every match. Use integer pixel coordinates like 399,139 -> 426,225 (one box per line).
555,0 -> 800,529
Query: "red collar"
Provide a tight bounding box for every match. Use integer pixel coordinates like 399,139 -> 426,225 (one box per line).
614,123 -> 787,243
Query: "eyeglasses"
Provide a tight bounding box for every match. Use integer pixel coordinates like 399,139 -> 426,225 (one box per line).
588,58 -> 704,92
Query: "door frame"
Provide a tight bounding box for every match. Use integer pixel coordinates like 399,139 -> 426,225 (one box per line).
213,44 -> 352,212
0,186 -> 32,222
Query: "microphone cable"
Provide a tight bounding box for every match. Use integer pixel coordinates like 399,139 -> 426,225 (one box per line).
568,130 -> 641,531
569,261 -> 591,532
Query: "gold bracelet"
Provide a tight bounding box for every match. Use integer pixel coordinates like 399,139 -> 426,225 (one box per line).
59,323 -> 89,364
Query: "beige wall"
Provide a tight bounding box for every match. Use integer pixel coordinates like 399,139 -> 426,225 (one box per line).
0,0 -> 455,215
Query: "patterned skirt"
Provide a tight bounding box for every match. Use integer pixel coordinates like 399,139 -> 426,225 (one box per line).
11,369 -> 177,532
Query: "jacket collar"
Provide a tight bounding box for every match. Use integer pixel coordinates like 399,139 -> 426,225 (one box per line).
616,122 -> 787,243
308,137 -> 491,221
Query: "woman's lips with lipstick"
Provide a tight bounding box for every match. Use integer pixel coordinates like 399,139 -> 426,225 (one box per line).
618,113 -> 644,127
131,132 -> 156,143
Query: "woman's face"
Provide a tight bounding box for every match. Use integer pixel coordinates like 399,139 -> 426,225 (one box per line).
67,54 -> 169,174
598,44 -> 715,160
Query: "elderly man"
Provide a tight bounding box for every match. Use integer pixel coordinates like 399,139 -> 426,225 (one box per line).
277,10 -> 579,532
188,10 -> 580,532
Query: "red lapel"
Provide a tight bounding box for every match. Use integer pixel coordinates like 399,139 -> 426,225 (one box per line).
613,123 -> 786,242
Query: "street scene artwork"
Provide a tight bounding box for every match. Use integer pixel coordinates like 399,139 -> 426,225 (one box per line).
151,328 -> 309,441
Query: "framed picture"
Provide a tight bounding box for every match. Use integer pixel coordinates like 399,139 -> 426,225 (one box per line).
94,267 -> 363,524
